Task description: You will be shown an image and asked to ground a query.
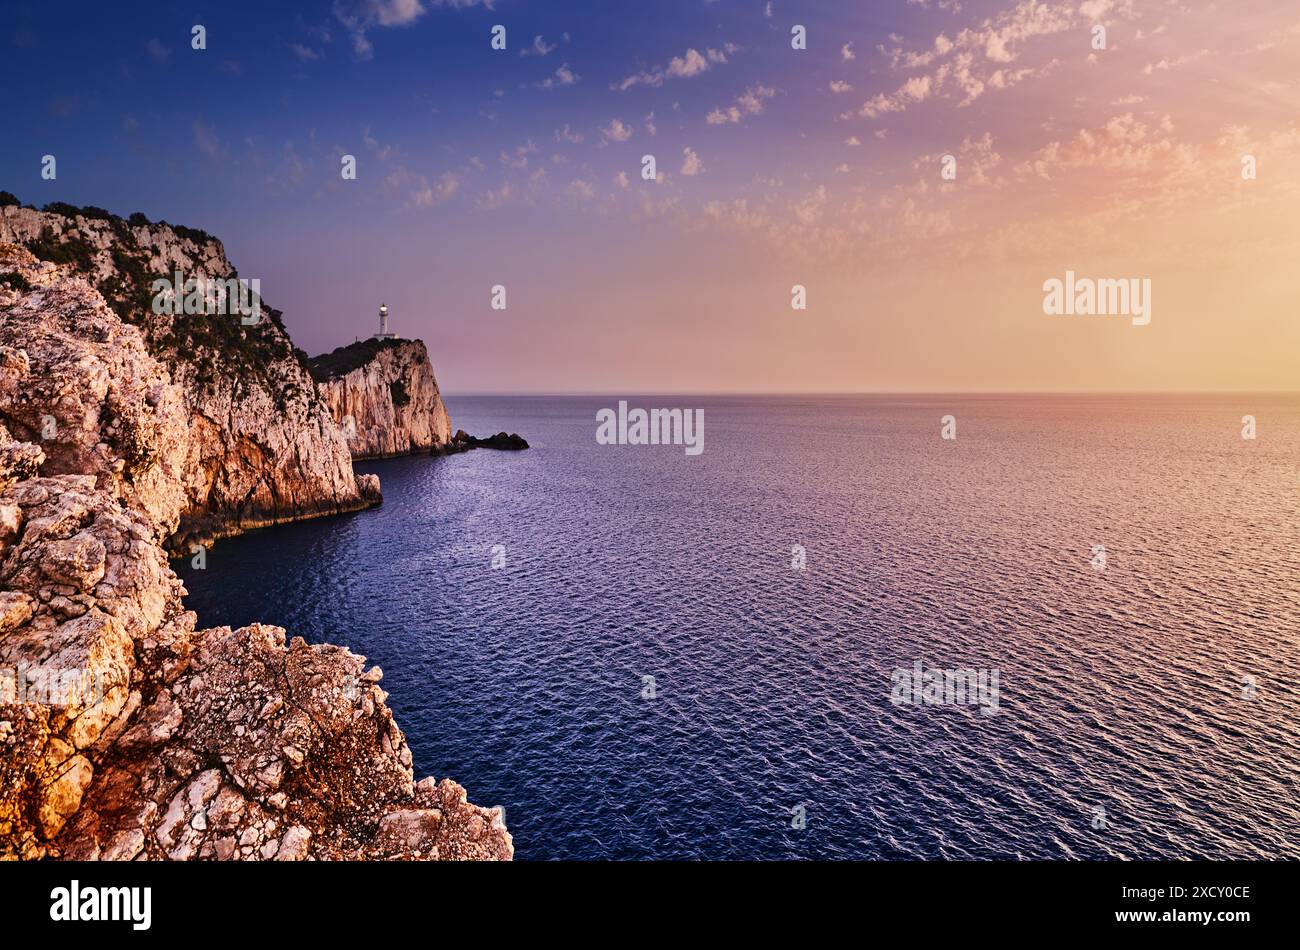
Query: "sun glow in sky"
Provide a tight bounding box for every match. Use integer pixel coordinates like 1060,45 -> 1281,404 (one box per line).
4,0 -> 1299,392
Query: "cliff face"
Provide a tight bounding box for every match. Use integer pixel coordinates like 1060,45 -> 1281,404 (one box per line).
0,201 -> 377,551
309,339 -> 453,459
0,430 -> 511,860
0,201 -> 511,860
0,244 -> 190,545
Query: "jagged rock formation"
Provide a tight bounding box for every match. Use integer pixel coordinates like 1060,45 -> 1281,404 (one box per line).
309,338 -> 453,459
440,429 -> 530,453
0,432 -> 510,859
0,244 -> 191,545
0,198 -> 377,552
0,198 -> 511,861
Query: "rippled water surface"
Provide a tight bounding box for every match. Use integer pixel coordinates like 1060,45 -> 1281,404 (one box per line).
177,395 -> 1300,859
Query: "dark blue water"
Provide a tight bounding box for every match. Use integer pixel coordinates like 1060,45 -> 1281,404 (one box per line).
176,395 -> 1300,859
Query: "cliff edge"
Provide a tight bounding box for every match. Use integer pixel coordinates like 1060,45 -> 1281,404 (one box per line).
0,195 -> 377,552
309,339 -> 453,459
0,430 -> 511,859
0,200 -> 511,861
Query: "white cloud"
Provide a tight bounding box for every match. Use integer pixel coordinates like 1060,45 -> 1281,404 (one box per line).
681,147 -> 704,176
479,181 -> 514,209
333,0 -> 494,60
859,92 -> 904,119
860,0 -> 1093,118
537,63 -> 579,89
601,118 -> 634,143
792,185 -> 827,226
436,170 -> 461,199
521,34 -> 557,56
370,0 -> 426,27
362,126 -> 396,161
670,48 -> 710,78
1142,50 -> 1210,75
408,170 -> 462,208
499,141 -> 538,168
614,44 -> 736,90
707,84 -> 776,124
566,178 -> 597,200
1079,0 -> 1115,19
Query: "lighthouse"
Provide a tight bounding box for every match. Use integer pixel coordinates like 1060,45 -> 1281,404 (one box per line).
373,302 -> 398,341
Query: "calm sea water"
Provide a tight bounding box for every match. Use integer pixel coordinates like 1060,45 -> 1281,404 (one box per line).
176,395 -> 1300,860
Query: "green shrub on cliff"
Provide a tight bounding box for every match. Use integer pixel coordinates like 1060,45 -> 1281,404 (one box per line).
28,226 -> 96,271
305,337 -> 406,382
172,223 -> 217,245
42,201 -> 85,218
14,200 -> 329,412
97,246 -> 156,328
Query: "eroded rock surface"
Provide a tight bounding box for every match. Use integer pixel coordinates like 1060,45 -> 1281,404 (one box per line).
0,243 -> 190,544
309,338 -> 453,459
0,202 -> 376,552
0,198 -> 511,861
0,423 -> 511,860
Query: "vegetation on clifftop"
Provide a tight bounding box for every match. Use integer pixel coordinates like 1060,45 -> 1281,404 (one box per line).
305,337 -> 410,382
7,196 -> 320,404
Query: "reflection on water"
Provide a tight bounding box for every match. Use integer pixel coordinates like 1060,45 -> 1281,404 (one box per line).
178,394 -> 1300,859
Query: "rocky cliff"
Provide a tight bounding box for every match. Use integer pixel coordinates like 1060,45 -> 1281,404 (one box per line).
0,431 -> 511,860
309,339 -> 453,459
0,200 -> 511,860
0,196 -> 376,552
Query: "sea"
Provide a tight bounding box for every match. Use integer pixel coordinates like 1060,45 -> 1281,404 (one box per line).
176,394 -> 1300,860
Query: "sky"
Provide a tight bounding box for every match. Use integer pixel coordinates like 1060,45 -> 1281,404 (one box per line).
3,0 -> 1299,393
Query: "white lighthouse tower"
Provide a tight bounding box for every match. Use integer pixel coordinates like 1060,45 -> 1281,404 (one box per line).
373,302 -> 398,341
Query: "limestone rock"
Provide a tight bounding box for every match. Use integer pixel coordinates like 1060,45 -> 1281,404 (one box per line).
0,442 -> 513,859
309,338 -> 453,459
0,204 -> 380,551
0,243 -> 190,543
0,202 -> 512,862
440,429 -> 530,454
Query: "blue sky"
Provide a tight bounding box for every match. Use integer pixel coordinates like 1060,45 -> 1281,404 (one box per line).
4,1 -> 1299,392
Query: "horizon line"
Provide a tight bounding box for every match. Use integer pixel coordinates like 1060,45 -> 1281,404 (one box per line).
442,389 -> 1300,398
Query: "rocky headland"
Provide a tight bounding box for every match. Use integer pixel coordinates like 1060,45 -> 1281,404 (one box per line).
308,338 -> 453,459
308,339 -> 529,459
0,195 -> 512,860
0,197 -> 378,554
